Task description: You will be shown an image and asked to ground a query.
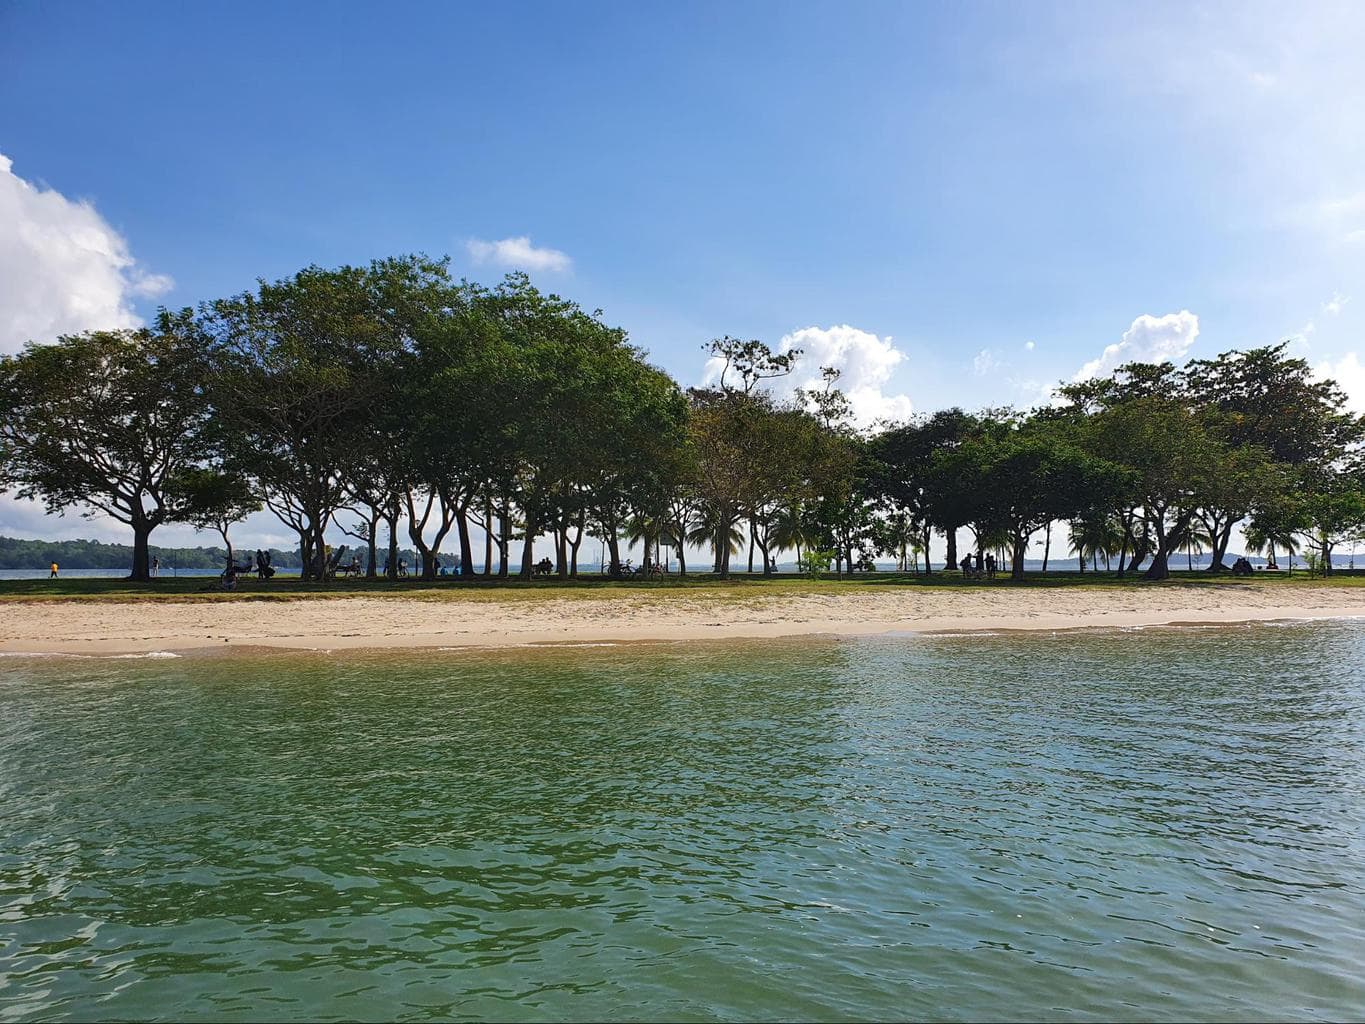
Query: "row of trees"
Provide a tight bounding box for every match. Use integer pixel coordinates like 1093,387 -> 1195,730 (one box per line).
2,253 -> 1362,582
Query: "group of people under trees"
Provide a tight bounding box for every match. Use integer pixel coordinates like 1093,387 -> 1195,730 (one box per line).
2,253 -> 1363,587
219,549 -> 275,589
958,551 -> 999,579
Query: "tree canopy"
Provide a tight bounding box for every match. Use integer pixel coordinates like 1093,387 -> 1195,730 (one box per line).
4,253 -> 1362,581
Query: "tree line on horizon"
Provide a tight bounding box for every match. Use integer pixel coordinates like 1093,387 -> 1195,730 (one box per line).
2,254 -> 1362,583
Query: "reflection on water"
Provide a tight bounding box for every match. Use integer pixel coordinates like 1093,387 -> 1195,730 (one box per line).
2,622 -> 1364,1021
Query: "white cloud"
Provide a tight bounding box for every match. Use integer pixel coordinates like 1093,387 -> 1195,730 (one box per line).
466,235 -> 572,273
701,324 -> 914,427
1074,310 -> 1200,381
0,152 -> 173,354
1317,351 -> 1365,415
1324,292 -> 1350,316
776,325 -> 913,427
972,349 -> 1000,375
1024,340 -> 1036,351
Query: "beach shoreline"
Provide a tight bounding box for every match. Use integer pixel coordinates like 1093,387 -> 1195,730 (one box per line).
3,584 -> 1364,656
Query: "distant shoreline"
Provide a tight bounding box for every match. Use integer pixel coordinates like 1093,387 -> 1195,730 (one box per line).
3,582 -> 1364,656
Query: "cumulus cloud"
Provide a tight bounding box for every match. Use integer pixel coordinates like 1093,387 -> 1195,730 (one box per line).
1324,292 -> 1350,316
702,324 -> 913,427
466,235 -> 572,273
0,152 -> 173,354
1024,340 -> 1036,351
1317,351 -> 1365,415
1074,310 -> 1200,381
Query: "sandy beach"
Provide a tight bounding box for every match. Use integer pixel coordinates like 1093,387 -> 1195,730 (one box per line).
3,583 -> 1364,655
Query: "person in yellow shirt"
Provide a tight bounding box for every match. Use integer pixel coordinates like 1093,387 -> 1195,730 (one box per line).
50,562 -> 58,578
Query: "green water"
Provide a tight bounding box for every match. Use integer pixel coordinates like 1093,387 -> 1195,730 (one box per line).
2,623 -> 1364,1022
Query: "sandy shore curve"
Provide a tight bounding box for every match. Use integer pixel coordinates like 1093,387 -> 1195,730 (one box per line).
3,584 -> 1364,655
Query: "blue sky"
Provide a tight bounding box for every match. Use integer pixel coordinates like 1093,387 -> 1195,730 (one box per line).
2,0 -> 1363,550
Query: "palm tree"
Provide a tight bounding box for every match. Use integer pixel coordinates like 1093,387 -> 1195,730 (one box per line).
1243,521 -> 1298,571
1171,521 -> 1215,572
1069,515 -> 1124,573
770,503 -> 813,566
686,509 -> 745,573
622,512 -> 663,570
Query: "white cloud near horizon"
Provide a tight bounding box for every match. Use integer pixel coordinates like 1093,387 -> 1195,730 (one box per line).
701,324 -> 914,428
1073,310 -> 1200,381
466,235 -> 572,273
0,152 -> 173,355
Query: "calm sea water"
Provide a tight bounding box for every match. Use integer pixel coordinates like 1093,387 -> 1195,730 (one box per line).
2,623 -> 1364,1021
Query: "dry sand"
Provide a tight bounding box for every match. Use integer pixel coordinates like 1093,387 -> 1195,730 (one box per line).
2,584 -> 1364,655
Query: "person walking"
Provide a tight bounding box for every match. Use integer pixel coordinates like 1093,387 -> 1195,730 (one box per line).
151,556 -> 160,578
50,561 -> 59,578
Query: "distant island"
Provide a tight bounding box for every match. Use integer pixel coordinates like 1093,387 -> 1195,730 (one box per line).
0,536 -> 302,571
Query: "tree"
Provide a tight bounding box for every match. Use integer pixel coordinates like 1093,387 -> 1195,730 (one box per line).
704,336 -> 801,395
201,257 -> 440,580
869,408 -> 983,574
176,468 -> 261,564
0,314 -> 216,580
938,418 -> 1128,580
1291,466 -> 1365,576
1183,343 -> 1363,569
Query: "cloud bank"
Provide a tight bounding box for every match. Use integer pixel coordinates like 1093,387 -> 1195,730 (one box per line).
0,152 -> 173,355
466,235 -> 572,273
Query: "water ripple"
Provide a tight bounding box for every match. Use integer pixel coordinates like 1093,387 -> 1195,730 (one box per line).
1,622 -> 1364,1020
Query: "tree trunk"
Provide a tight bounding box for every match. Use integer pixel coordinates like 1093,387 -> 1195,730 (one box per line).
1127,525 -> 1150,576
716,517 -> 731,579
456,505 -> 473,579
519,511 -> 536,580
1143,517 -> 1174,581
129,517 -> 153,581
365,516 -> 378,579
747,522 -> 755,573
556,525 -> 568,579
1144,546 -> 1171,580
1042,522 -> 1051,572
607,532 -> 622,577
1010,532 -> 1026,581
1206,521 -> 1234,573
296,529 -> 313,581
484,500 -> 494,577
386,496 -> 400,579
945,527 -> 957,575
498,500 -> 511,578
311,516 -> 330,582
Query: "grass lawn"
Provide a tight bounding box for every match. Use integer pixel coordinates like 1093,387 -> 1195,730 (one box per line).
3,568 -> 1363,603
